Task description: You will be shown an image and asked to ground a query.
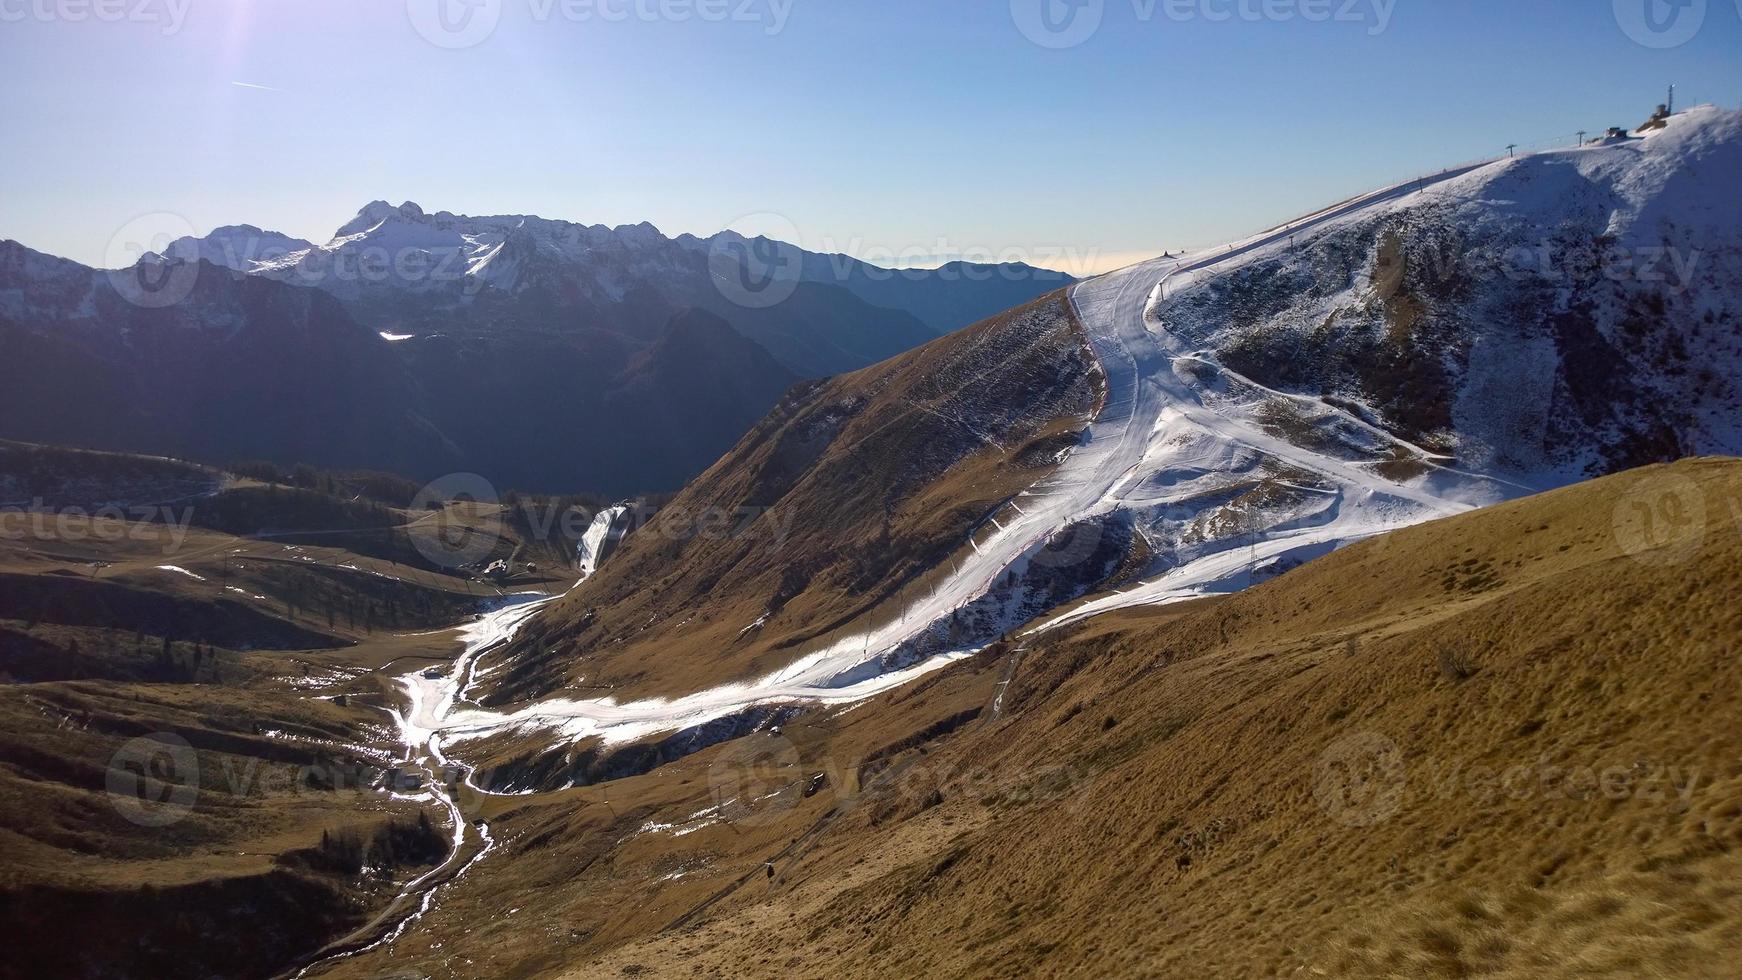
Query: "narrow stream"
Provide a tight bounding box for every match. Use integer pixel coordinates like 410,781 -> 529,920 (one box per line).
289,506 -> 628,976
288,589 -> 563,978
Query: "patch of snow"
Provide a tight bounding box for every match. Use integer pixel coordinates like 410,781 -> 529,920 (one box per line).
576,504 -> 630,580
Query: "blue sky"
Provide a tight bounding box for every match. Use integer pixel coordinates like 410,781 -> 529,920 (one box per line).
2,0 -> 1738,273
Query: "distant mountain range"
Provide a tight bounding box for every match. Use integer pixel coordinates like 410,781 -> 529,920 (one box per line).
0,206 -> 1073,493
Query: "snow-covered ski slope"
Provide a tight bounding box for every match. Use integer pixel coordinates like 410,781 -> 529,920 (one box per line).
408,106 -> 1742,756
1042,169 -> 1512,627
1047,106 -> 1742,624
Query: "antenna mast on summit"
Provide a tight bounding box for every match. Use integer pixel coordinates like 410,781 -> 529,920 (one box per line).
1668,84 -> 1675,115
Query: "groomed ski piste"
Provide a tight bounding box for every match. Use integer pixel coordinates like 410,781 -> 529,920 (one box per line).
395,108 -> 1733,773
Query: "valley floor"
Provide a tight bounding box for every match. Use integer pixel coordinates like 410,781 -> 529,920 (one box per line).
0,456 -> 588,979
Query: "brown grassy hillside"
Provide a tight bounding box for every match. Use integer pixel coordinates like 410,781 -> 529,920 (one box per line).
483,291 -> 1101,705
508,457 -> 1741,979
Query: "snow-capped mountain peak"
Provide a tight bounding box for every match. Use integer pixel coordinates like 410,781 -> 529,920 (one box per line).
333,199 -> 428,239
156,224 -> 316,274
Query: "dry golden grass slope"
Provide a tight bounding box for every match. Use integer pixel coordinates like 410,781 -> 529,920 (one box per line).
510,457 -> 1742,979
483,291 -> 1101,704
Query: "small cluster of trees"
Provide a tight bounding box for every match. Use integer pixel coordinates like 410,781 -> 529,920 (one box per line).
199,485 -> 398,537
294,587 -> 412,633
262,560 -> 459,633
228,460 -> 422,508
309,811 -> 446,876
148,634 -> 221,683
